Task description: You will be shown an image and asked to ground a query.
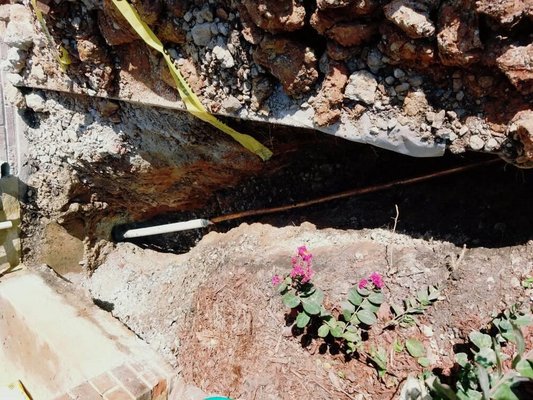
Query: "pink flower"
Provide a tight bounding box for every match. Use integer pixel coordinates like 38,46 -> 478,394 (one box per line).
290,246 -> 315,283
369,272 -> 384,289
358,278 -> 368,289
272,275 -> 283,286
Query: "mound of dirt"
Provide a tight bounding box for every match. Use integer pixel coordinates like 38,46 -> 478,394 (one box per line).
86,222 -> 532,399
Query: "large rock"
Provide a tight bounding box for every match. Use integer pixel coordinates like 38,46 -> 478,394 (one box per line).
475,0 -> 529,27
326,22 -> 379,47
344,70 -> 377,105
437,0 -> 483,66
383,0 -> 436,38
253,36 -> 318,96
310,1 -> 379,35
312,60 -> 349,126
496,43 -> 533,95
3,4 -> 35,50
243,0 -> 306,33
317,0 -> 354,9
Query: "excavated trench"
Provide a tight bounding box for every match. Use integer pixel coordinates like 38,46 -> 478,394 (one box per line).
114,126 -> 533,254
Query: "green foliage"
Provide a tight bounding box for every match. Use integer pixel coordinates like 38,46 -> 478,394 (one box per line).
278,274 -> 324,330
387,285 -> 440,328
369,346 -> 388,378
405,338 -> 431,367
423,305 -> 533,400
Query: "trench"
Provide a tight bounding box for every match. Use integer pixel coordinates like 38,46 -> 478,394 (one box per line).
114,128 -> 533,254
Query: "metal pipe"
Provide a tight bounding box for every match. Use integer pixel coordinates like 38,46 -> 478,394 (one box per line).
0,221 -> 13,230
122,219 -> 212,239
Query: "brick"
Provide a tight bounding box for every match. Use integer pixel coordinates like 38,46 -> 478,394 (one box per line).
103,387 -> 135,400
111,364 -> 151,400
90,372 -> 119,395
68,381 -> 103,400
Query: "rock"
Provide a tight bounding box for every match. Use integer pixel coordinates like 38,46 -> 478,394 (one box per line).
191,23 -> 212,46
5,47 -> 25,72
317,0 -> 353,9
484,138 -> 499,151
243,0 -> 305,33
4,83 -> 25,108
436,128 -> 457,141
312,60 -> 349,126
469,135 -> 485,150
326,41 -> 356,61
326,22 -> 379,47
4,4 -> 35,50
253,36 -> 318,96
402,90 -> 428,116
437,0 -> 483,66
383,0 -> 436,39
378,22 -> 436,68
25,93 -> 47,112
212,45 -> 235,69
432,110 -> 446,129
250,76 -> 274,111
344,70 -> 377,105
239,5 -> 265,44
475,0 -> 528,27
508,110 -> 533,167
76,36 -> 109,63
98,12 -> 137,46
221,96 -> 242,113
496,43 -> 533,95
157,18 -> 186,44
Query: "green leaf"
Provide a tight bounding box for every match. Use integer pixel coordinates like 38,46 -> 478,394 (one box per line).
282,292 -> 300,308
393,339 -> 404,353
295,311 -> 311,328
476,364 -> 490,400
469,331 -> 492,349
428,285 -> 440,301
475,347 -> 496,368
361,298 -> 380,313
348,288 -> 363,306
277,282 -> 288,293
516,358 -> 533,378
426,376 -> 460,400
349,313 -> 360,325
455,352 -> 468,367
318,324 -> 330,338
368,291 -> 384,305
515,314 -> 533,327
356,309 -> 377,325
417,288 -> 429,305
491,381 -> 521,400
343,331 -> 360,343
301,298 -> 321,315
331,324 -> 344,338
406,338 -> 426,358
357,286 -> 371,297
418,357 -> 430,367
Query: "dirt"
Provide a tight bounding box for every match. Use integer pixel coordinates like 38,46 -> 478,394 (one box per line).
83,222 -> 532,399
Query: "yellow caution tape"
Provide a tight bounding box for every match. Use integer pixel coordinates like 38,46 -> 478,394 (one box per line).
111,0 -> 272,161
30,0 -> 71,72
0,381 -> 32,399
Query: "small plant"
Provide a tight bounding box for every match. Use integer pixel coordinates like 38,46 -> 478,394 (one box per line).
424,308 -> 533,400
405,338 -> 430,367
273,246 -> 324,329
321,272 -> 384,353
491,303 -> 533,344
369,345 -> 389,378
387,285 -> 440,328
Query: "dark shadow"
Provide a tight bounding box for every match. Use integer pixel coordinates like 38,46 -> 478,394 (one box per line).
92,298 -> 115,312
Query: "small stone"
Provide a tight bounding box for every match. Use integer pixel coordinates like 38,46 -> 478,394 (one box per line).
385,76 -> 395,85
210,23 -> 219,35
484,138 -> 499,151
217,22 -> 229,36
191,23 -> 212,46
478,76 -> 493,88
452,78 -> 462,92
212,44 -> 235,68
183,11 -> 193,22
388,118 -> 397,129
395,82 -> 410,93
344,70 -> 378,105
221,95 -> 242,113
25,93 -> 46,112
469,135 -> 485,150
393,68 -> 405,79
432,110 -> 446,129
408,75 -> 423,87
456,90 -> 465,101
370,127 -> 381,135
446,110 -> 457,120
436,128 -> 457,141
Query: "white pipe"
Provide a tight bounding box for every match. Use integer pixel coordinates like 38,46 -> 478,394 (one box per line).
0,221 -> 13,230
122,219 -> 212,239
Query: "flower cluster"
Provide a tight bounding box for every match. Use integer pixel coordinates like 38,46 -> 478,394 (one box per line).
358,272 -> 384,290
289,246 -> 314,284
272,245 -> 315,286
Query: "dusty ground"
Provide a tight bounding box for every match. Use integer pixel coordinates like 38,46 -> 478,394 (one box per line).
83,222 -> 532,399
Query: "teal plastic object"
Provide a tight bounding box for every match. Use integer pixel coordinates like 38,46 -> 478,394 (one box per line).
205,397 -> 231,400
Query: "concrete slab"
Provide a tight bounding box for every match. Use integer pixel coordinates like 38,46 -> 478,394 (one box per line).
0,270 -> 175,399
